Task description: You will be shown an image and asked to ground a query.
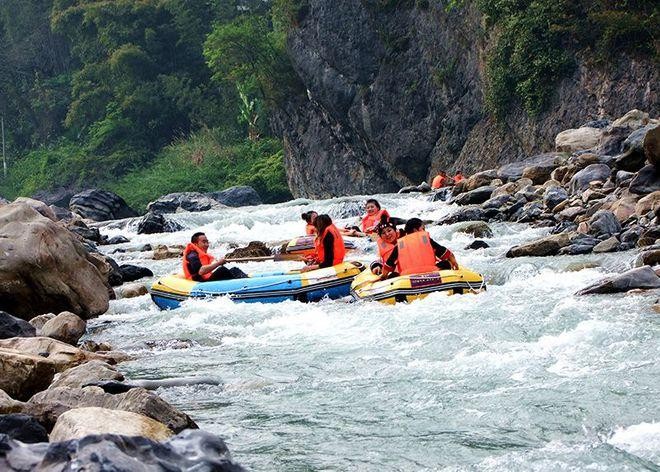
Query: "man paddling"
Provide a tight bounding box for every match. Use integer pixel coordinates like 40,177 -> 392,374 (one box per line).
183,232 -> 247,281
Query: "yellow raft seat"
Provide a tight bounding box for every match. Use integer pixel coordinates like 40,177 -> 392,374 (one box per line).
350,266 -> 486,304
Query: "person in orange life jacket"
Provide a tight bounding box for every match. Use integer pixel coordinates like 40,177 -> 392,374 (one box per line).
301,214 -> 346,272
453,170 -> 464,183
431,171 -> 448,189
301,210 -> 318,235
380,218 -> 458,279
360,199 -> 390,234
182,232 -> 247,282
370,220 -> 402,275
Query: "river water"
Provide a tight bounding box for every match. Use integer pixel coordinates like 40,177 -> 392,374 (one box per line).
92,194 -> 659,471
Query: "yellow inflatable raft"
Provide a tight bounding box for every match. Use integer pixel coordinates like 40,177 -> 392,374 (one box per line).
350,266 -> 486,304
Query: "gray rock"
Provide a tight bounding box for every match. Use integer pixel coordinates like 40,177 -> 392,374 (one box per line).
464,240 -> 490,250
118,265 -> 153,282
614,124 -> 657,172
644,124 -> 660,166
592,236 -> 620,253
49,361 -> 124,390
49,205 -> 75,221
576,265 -> 660,295
147,192 -> 224,214
0,312 -> 36,339
210,186 -> 261,207
136,212 -> 184,235
0,429 -> 245,471
452,186 -> 495,205
516,202 -> 544,223
543,186 -> 568,211
588,210 -> 622,238
558,244 -> 594,255
458,221 -> 493,238
568,164 -> 611,194
638,226 -> 660,247
41,312 -> 86,346
620,226 -> 642,245
551,221 -> 578,234
0,414 -> 48,443
438,208 -> 490,225
506,233 -> 572,257
482,194 -> 512,210
429,187 -> 453,202
106,235 -> 130,245
497,153 -> 563,182
69,189 -> 137,222
629,164 -> 660,195
634,249 -> 660,267
25,386 -> 197,433
31,187 -> 75,208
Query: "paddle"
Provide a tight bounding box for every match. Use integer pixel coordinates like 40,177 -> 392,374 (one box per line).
225,254 -> 305,263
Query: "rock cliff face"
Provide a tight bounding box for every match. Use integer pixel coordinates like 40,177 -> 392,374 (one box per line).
271,0 -> 659,198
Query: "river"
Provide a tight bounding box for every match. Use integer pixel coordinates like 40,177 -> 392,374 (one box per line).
92,194 -> 659,471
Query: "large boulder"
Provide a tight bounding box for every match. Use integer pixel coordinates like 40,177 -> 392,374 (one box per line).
610,109 -> 652,130
0,312 -> 36,339
506,233 -> 572,258
136,212 -> 184,235
614,124 -> 658,172
40,312 -> 86,346
0,389 -> 25,414
225,241 -> 271,259
116,283 -> 149,299
25,386 -> 197,432
147,192 -> 224,214
0,414 -> 49,443
555,127 -> 601,153
31,187 -> 75,208
69,189 -> 137,222
0,337 -> 120,373
0,349 -> 57,400
644,124 -> 660,166
635,191 -> 660,217
0,429 -> 245,471
587,210 -> 622,238
543,186 -> 568,211
50,407 -> 172,442
13,197 -> 57,221
49,361 -> 124,390
568,164 -> 611,194
629,164 -> 660,195
452,186 -> 495,205
459,169 -> 497,192
210,186 -> 261,207
0,203 -> 110,320
498,153 -> 563,182
576,266 -> 660,295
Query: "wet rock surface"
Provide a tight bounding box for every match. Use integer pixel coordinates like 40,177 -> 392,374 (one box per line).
69,189 -> 137,222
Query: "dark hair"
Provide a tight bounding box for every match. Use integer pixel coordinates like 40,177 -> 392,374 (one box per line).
365,199 -> 381,210
377,220 -> 397,236
302,210 -> 318,223
191,232 -> 205,243
403,218 -> 424,234
314,214 -> 333,236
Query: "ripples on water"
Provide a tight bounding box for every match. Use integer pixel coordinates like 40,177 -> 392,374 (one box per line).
93,194 -> 659,470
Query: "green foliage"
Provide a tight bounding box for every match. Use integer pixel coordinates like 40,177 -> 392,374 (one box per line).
478,0 -> 658,119
430,59 -> 457,88
110,134 -> 292,211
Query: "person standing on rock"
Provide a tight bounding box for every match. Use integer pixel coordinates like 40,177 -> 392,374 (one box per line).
182,232 -> 247,281
301,214 -> 346,272
380,218 -> 458,279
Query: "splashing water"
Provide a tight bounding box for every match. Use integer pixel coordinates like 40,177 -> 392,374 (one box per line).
93,194 -> 659,470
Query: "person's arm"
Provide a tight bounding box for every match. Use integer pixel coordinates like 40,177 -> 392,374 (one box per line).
380,246 -> 399,279
186,252 -> 202,279
431,239 -> 458,270
198,255 -> 225,276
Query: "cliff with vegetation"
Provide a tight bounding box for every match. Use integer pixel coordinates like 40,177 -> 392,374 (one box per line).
0,0 -> 657,205
273,0 -> 658,197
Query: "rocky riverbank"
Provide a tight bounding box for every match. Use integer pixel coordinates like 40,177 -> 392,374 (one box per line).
425,109 -> 660,297
0,199 -> 244,469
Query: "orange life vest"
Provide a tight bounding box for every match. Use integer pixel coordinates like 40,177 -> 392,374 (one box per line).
453,174 -> 464,183
305,224 -> 316,235
361,209 -> 390,233
431,175 -> 447,189
377,237 -> 401,273
314,224 -> 346,265
396,231 -> 438,275
182,243 -> 215,281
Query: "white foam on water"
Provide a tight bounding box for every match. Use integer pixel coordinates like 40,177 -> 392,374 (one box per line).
607,422 -> 660,463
